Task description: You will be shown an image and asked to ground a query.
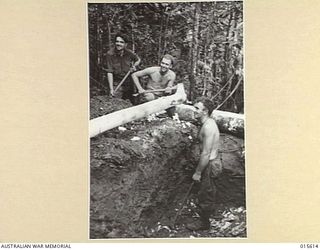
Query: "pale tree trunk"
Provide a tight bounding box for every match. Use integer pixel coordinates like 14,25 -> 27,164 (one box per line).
90,83 -> 187,138
175,104 -> 244,138
212,110 -> 244,138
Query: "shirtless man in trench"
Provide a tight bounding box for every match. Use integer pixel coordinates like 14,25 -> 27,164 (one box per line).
186,97 -> 222,231
131,54 -> 177,117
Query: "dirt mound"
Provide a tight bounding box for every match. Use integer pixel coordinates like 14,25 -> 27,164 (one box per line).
90,97 -> 246,238
90,95 -> 132,119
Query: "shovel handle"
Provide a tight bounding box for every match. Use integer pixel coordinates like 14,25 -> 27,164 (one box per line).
172,181 -> 194,227
132,86 -> 177,97
113,70 -> 131,94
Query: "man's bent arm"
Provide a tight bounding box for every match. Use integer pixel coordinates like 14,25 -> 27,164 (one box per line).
130,57 -> 141,72
133,56 -> 141,68
131,72 -> 144,92
131,67 -> 155,93
165,72 -> 176,94
166,72 -> 176,88
128,50 -> 141,69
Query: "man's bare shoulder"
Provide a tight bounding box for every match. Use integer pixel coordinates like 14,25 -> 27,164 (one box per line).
166,69 -> 176,79
203,119 -> 219,133
146,66 -> 160,72
134,66 -> 159,77
141,66 -> 159,75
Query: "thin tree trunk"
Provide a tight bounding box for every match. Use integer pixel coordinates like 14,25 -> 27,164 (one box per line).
202,45 -> 208,96
163,13 -> 170,53
229,8 -> 240,112
158,12 -> 164,61
131,23 -> 135,52
106,20 -> 112,50
97,8 -> 103,84
188,3 -> 200,101
103,4 -> 112,50
223,5 -> 235,110
202,68 -> 207,96
224,6 -> 233,62
202,10 -> 213,97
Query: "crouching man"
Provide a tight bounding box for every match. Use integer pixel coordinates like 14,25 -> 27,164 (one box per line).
131,54 -> 177,117
105,33 -> 141,104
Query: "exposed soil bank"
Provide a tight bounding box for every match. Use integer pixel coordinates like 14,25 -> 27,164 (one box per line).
90,96 -> 246,238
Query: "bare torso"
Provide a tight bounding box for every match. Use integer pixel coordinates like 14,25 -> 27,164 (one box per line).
146,67 -> 175,90
198,119 -> 220,160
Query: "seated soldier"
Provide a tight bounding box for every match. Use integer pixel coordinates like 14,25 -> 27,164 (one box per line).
131,54 -> 177,117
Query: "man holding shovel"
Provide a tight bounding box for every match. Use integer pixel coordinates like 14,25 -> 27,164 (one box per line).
105,33 -> 141,104
186,97 -> 222,231
131,54 -> 177,117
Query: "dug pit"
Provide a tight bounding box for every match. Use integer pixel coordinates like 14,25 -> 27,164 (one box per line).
90,96 -> 246,238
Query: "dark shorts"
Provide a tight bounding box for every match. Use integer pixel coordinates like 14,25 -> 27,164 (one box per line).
198,158 -> 223,212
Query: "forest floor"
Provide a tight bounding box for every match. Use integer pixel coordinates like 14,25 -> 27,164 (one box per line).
90,95 -> 246,239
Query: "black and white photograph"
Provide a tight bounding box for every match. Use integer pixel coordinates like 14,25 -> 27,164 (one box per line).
88,1 -> 245,239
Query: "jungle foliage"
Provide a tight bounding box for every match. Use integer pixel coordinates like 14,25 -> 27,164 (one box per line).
88,2 -> 243,113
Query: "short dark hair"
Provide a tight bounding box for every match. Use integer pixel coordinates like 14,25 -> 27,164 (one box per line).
162,54 -> 175,66
114,33 -> 129,43
194,97 -> 215,116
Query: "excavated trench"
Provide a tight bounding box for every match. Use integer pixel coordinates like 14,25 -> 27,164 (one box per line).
90,96 -> 246,238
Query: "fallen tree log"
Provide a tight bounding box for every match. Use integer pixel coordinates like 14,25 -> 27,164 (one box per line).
90,83 -> 187,138
175,104 -> 245,138
212,110 -> 244,138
